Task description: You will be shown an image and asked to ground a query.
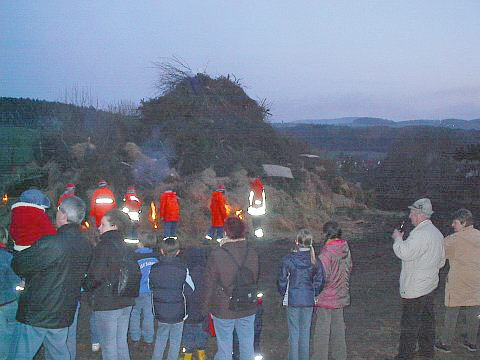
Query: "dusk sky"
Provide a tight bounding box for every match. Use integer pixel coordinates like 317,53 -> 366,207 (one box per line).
1,1 -> 480,122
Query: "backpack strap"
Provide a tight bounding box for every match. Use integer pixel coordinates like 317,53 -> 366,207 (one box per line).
219,245 -> 250,290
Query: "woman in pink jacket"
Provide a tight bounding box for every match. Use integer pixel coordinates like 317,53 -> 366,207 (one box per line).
313,221 -> 352,360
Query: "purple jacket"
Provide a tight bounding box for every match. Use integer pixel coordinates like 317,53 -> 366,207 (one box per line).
316,239 -> 352,309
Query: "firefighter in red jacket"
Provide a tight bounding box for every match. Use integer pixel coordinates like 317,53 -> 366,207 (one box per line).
159,190 -> 180,238
121,186 -> 142,222
57,183 -> 76,206
247,178 -> 266,238
205,185 -> 228,241
89,180 -> 117,227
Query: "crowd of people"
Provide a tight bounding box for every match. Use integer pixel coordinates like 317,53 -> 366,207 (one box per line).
0,187 -> 479,360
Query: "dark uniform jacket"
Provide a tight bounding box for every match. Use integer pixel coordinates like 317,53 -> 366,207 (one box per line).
12,223 -> 91,328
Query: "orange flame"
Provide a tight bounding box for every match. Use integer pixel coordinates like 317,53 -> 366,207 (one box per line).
235,209 -> 245,220
2,193 -> 7,205
225,203 -> 232,216
150,201 -> 159,231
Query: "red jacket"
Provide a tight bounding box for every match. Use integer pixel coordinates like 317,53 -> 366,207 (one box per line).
90,187 -> 117,227
210,191 -> 227,227
123,193 -> 142,212
251,178 -> 264,200
10,203 -> 57,249
159,191 -> 179,222
57,193 -> 74,206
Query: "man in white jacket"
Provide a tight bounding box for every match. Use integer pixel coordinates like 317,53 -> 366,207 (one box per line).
389,198 -> 445,360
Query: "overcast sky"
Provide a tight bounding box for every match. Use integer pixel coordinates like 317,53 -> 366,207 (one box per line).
1,1 -> 480,122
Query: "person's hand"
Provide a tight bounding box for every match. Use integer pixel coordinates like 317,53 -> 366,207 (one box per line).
392,229 -> 404,241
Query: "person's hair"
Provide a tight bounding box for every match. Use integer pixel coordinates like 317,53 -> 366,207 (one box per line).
323,221 -> 342,240
161,237 -> 180,256
296,228 -> 316,265
139,232 -> 157,248
58,196 -> 86,224
224,216 -> 246,239
452,208 -> 474,227
0,226 -> 9,246
104,209 -> 131,237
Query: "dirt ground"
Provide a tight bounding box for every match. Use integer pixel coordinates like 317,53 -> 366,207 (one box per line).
34,210 -> 478,359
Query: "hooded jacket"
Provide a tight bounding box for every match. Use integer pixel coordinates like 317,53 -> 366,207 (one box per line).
316,239 -> 352,309
10,202 -> 57,249
12,224 -> 91,328
444,226 -> 480,307
159,191 -> 180,222
278,249 -> 325,307
393,219 -> 445,299
210,191 -> 227,227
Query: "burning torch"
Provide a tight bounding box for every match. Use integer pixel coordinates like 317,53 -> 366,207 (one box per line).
2,193 -> 8,206
150,201 -> 159,231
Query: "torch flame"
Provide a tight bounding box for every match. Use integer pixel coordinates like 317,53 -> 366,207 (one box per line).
2,193 -> 8,205
235,209 -> 245,220
150,201 -> 159,231
225,203 -> 232,217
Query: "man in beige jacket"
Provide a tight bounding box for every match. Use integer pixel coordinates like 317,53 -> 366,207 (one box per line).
435,208 -> 480,353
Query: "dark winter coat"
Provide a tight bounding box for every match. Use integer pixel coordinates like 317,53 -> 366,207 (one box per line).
277,249 -> 325,307
183,247 -> 208,323
149,256 -> 195,324
202,240 -> 259,319
85,230 -> 135,311
12,224 -> 91,328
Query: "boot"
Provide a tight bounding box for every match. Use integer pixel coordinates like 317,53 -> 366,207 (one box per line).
183,353 -> 193,360
197,349 -> 206,360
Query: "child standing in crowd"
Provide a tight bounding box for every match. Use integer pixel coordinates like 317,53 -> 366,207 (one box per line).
9,189 -> 56,251
0,226 -> 21,359
278,229 -> 325,360
182,246 -> 209,360
129,233 -> 159,352
150,237 -> 195,360
313,221 -> 352,360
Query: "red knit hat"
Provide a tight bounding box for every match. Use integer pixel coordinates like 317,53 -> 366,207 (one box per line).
98,179 -> 108,187
216,185 -> 225,192
66,183 -> 76,190
127,186 -> 136,194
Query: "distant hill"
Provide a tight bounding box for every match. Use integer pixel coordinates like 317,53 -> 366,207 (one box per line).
285,116 -> 480,130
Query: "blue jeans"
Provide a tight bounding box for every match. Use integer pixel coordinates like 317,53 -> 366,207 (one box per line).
95,306 -> 132,360
66,303 -> 80,359
90,310 -> 99,344
183,323 -> 208,352
213,314 -> 255,360
129,293 -> 154,343
207,227 -> 224,240
10,322 -> 69,360
0,301 -> 18,360
287,306 -> 313,360
152,321 -> 184,360
163,222 -> 178,238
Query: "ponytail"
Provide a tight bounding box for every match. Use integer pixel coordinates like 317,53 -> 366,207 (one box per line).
296,229 -> 316,266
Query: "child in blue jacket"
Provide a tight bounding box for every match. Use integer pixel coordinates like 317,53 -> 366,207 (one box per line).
129,233 -> 159,350
278,229 -> 325,360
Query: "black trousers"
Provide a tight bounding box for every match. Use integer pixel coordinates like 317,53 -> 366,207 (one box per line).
397,291 -> 435,360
